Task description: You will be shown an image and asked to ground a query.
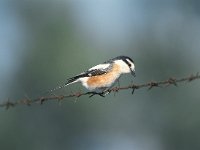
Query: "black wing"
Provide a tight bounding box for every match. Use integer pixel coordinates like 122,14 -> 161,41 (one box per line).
48,64 -> 112,93
66,69 -> 107,84
68,63 -> 113,81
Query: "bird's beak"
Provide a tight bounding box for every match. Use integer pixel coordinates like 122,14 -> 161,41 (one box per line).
131,70 -> 136,77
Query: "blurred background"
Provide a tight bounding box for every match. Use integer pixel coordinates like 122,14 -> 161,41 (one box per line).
0,0 -> 200,150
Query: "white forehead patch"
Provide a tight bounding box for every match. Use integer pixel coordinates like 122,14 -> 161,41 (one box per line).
126,59 -> 135,71
89,63 -> 110,71
126,59 -> 132,65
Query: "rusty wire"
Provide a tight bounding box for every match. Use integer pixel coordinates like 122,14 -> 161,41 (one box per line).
0,73 -> 199,109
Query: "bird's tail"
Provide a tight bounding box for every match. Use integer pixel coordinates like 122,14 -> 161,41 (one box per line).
47,76 -> 80,93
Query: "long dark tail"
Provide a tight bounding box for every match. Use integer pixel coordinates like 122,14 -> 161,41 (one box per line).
47,75 -> 83,93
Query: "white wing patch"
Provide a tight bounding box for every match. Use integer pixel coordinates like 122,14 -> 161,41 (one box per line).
88,63 -> 110,71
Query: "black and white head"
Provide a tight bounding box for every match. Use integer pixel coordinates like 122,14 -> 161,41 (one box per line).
110,56 -> 136,76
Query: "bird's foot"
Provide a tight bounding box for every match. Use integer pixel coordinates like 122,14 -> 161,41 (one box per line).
87,90 -> 111,98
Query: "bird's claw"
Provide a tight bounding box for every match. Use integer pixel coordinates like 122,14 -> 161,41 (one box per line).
87,90 -> 111,98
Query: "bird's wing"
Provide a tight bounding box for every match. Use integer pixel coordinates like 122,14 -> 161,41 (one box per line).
47,63 -> 112,93
66,63 -> 112,84
88,63 -> 110,71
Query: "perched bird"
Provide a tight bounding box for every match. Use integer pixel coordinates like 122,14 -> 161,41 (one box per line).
49,56 -> 135,95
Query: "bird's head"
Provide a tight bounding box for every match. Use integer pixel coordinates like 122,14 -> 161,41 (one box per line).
112,56 -> 136,77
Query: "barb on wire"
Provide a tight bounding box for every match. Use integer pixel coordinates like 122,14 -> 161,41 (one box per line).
0,73 -> 200,109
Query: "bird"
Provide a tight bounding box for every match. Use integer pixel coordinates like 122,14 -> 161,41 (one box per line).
49,56 -> 135,96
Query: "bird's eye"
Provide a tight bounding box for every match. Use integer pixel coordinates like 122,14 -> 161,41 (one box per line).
127,62 -> 131,67
124,59 -> 133,68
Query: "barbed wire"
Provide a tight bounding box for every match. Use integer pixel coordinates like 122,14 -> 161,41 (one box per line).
0,73 -> 200,109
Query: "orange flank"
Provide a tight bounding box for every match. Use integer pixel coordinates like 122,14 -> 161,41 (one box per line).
87,64 -> 120,88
